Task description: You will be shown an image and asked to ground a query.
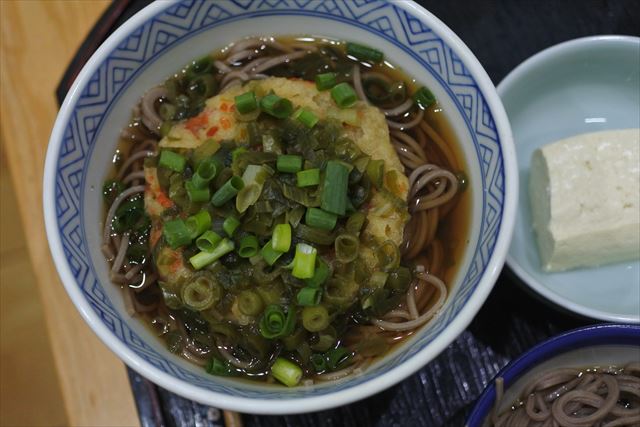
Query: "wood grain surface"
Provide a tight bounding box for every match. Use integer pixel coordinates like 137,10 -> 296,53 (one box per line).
0,1 -> 139,426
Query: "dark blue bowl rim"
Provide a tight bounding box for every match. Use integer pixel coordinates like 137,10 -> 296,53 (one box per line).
465,323 -> 640,426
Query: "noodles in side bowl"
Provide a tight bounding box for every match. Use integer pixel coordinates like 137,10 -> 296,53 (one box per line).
490,363 -> 640,426
101,36 -> 469,386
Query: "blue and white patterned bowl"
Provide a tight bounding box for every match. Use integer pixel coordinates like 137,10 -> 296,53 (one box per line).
43,0 -> 516,414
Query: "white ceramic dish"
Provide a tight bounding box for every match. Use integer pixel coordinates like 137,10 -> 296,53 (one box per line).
43,0 -> 516,414
498,35 -> 640,324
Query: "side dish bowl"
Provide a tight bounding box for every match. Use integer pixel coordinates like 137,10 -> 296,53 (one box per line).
43,0 -> 516,413
466,324 -> 640,427
499,35 -> 640,323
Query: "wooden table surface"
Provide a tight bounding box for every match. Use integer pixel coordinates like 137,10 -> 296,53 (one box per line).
0,1 -> 140,425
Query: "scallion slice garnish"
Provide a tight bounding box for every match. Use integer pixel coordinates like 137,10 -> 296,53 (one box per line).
296,168 -> 320,187
413,86 -> 436,109
260,93 -> 293,119
185,210 -> 211,239
158,150 -> 186,172
305,207 -> 337,231
234,91 -> 258,114
260,305 -> 295,339
261,239 -> 284,266
196,230 -> 222,252
189,238 -> 235,270
330,82 -> 357,109
271,357 -> 302,387
346,42 -> 384,63
297,288 -> 322,307
163,218 -> 192,249
305,258 -> 330,288
320,160 -> 350,216
211,176 -> 244,206
292,243 -> 317,279
222,215 -> 240,237
315,72 -> 337,91
276,154 -> 303,173
191,157 -> 218,188
238,234 -> 259,258
206,357 -> 235,377
185,181 -> 210,203
272,223 -> 292,252
301,305 -> 329,331
293,108 -> 319,128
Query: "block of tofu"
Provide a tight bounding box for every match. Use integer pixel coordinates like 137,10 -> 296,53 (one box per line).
529,129 -> 640,272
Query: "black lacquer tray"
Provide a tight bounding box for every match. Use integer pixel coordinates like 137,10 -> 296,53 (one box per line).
56,1 -> 639,426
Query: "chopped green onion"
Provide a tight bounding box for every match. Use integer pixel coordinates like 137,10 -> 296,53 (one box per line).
295,224 -> 336,246
260,93 -> 293,119
236,184 -> 261,213
297,288 -> 322,307
315,72 -> 337,91
189,238 -> 235,270
346,212 -> 366,235
276,154 -> 303,173
238,234 -> 259,258
261,239 -> 284,266
234,91 -> 258,114
185,210 -> 211,238
296,168 -> 320,187
222,216 -> 240,237
163,218 -> 192,248
286,206 -> 306,228
206,357 -> 235,376
196,230 -> 222,252
260,305 -> 295,339
366,159 -> 385,189
335,233 -> 359,263
237,290 -> 264,316
211,176 -> 244,207
271,357 -> 302,387
305,258 -> 330,288
293,108 -> 319,128
292,243 -> 317,279
326,347 -> 352,370
305,208 -> 338,231
413,86 -> 436,109
310,353 -> 327,372
192,139 -> 220,168
346,42 -> 384,63
272,224 -> 292,252
320,160 -> 350,216
185,180 -> 210,202
181,276 -> 220,311
158,150 -> 186,172
331,82 -> 357,109
301,305 -> 329,331
236,164 -> 272,213
191,158 -> 218,188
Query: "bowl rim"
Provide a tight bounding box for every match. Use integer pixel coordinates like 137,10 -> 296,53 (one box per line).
465,323 -> 640,426
43,0 -> 517,414
498,34 -> 640,324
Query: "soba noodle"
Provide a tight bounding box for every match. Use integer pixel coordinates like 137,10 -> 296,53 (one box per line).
102,36 -> 467,384
491,363 -> 640,427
